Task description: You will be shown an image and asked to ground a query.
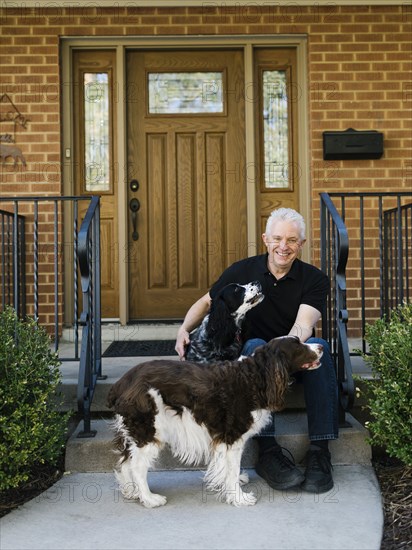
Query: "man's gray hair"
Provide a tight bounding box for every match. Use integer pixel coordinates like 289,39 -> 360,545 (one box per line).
265,208 -> 306,240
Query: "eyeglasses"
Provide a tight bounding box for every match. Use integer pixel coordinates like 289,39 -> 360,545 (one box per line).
267,237 -> 301,247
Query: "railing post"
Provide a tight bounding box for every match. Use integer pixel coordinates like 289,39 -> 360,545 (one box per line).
13,201 -> 20,316
396,197 -> 404,306
320,198 -> 327,339
320,193 -> 353,426
77,196 -> 104,437
33,201 -> 39,321
19,215 -> 26,318
94,200 -> 102,380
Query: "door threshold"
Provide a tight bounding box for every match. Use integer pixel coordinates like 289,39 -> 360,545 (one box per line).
101,322 -> 180,342
102,319 -> 183,325
127,319 -> 183,325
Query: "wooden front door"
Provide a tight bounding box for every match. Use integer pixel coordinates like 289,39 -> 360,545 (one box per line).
126,50 -> 246,319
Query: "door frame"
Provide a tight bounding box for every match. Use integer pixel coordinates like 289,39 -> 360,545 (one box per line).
62,35 -> 310,325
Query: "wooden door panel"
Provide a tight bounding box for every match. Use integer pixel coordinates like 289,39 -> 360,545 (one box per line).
127,49 -> 246,319
205,132 -> 226,285
147,134 -> 168,289
100,218 -> 115,290
176,133 -> 198,289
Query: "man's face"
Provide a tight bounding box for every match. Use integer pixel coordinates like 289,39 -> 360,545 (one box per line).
262,220 -> 306,272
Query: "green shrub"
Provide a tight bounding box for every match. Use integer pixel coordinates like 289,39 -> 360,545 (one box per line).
362,302 -> 412,466
0,307 -> 69,491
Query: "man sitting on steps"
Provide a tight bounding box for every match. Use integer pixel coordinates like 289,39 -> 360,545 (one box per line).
175,207 -> 338,493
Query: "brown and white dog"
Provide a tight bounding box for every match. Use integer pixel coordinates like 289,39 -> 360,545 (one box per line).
107,336 -> 323,508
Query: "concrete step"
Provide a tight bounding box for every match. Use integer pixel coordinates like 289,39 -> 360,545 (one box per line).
65,412 -> 371,473
58,352 -> 372,413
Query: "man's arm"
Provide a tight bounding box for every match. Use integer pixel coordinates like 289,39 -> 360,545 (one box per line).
175,292 -> 211,359
288,303 -> 322,342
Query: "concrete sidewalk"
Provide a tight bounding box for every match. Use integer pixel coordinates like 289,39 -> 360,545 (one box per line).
1,467 -> 383,550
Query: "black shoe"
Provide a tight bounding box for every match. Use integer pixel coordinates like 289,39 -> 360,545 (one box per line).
301,449 -> 334,493
256,445 -> 304,490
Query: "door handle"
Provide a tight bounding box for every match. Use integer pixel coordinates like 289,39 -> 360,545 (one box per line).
129,198 -> 140,241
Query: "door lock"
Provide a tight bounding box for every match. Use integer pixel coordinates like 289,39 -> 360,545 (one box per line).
130,179 -> 139,192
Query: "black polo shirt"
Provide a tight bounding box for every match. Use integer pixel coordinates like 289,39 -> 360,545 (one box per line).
209,254 -> 330,342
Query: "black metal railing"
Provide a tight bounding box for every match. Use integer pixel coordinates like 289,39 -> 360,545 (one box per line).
382,201 -> 411,318
320,193 -> 353,425
0,195 -> 102,436
0,208 -> 26,318
328,192 -> 411,353
77,196 -> 104,437
320,191 -> 411,423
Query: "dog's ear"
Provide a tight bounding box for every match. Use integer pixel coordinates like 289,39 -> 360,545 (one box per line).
207,297 -> 236,341
264,348 -> 290,411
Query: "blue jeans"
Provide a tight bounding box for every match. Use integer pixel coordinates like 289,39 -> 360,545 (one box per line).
242,337 -> 339,442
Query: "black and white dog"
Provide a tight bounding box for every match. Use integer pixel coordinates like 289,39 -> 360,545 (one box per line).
107,336 -> 323,507
185,281 -> 264,362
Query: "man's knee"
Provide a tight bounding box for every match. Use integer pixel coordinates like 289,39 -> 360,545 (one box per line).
241,338 -> 267,356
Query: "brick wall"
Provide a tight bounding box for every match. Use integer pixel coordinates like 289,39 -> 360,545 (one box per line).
0,4 -> 410,332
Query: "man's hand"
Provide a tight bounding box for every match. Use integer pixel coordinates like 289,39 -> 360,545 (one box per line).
175,328 -> 190,360
174,292 -> 211,361
300,360 -> 321,370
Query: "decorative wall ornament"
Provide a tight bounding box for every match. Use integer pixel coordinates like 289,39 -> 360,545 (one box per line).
0,94 -> 29,169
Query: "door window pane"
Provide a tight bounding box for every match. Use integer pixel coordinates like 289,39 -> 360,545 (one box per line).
84,72 -> 110,192
148,72 -> 224,114
262,70 -> 289,188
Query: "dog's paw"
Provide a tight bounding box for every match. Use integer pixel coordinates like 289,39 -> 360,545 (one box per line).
236,491 -> 257,506
226,490 -> 257,507
239,471 -> 249,485
120,483 -> 140,500
141,493 -> 167,508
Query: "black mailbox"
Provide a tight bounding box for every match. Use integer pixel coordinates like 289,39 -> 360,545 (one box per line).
323,128 -> 384,160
